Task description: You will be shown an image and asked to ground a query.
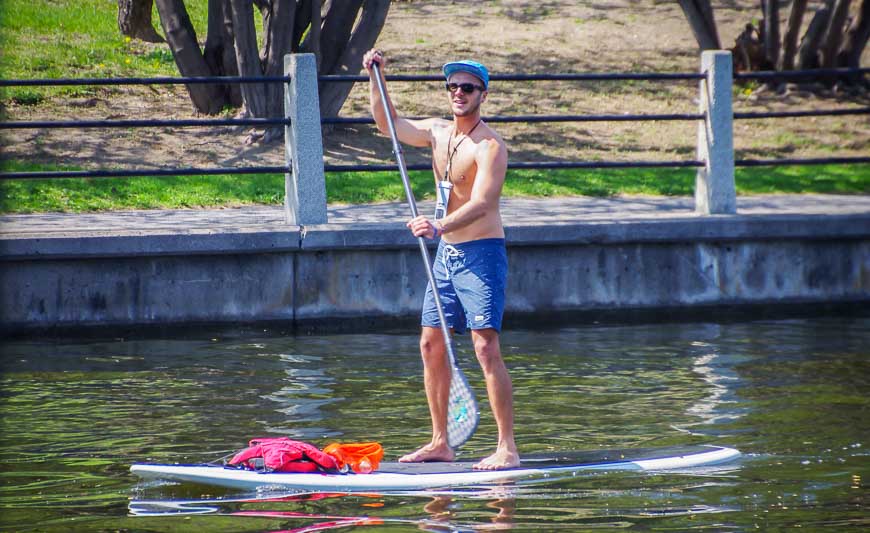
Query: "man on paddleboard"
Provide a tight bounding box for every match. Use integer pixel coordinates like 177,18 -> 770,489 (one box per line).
363,49 -> 519,471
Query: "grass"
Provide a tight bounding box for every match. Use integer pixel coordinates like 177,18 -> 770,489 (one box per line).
2,161 -> 868,214
0,0 -> 208,103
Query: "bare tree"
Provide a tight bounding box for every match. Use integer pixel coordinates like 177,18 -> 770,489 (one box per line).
118,0 -> 164,43
680,0 -> 869,88
152,0 -> 390,143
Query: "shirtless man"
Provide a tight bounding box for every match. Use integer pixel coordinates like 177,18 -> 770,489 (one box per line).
363,49 -> 519,471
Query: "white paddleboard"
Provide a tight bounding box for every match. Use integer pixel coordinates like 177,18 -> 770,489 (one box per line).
131,445 -> 740,492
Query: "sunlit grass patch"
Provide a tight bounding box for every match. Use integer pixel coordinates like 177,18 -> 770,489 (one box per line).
2,161 -> 867,213
0,161 -> 284,213
0,0 -> 207,102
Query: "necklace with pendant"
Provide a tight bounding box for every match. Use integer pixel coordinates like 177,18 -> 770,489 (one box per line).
443,119 -> 482,183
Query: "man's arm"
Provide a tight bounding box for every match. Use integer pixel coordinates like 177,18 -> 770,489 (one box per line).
408,137 -> 508,239
363,49 -> 433,148
436,138 -> 508,235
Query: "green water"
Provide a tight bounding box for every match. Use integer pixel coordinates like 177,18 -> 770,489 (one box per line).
1,317 -> 867,531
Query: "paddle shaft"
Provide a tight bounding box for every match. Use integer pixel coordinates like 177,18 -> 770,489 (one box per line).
371,62 -> 457,367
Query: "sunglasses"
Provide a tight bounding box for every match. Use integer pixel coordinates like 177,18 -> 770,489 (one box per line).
445,82 -> 486,94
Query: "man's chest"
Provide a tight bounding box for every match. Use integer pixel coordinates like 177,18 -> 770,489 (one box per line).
433,137 -> 478,186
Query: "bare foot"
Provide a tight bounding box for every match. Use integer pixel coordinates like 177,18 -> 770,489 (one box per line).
398,443 -> 455,463
473,448 -> 520,471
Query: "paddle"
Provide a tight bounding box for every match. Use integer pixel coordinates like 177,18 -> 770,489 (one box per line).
371,61 -> 480,449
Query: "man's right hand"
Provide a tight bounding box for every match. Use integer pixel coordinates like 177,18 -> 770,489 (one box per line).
363,49 -> 385,75
407,215 -> 441,240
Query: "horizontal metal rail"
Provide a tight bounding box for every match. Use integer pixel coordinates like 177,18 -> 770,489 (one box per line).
0,166 -> 290,180
734,67 -> 870,80
5,106 -> 868,130
325,160 -> 705,172
0,161 -> 704,179
6,107 -> 867,130
733,107 -> 870,119
0,76 -> 292,87
0,72 -> 702,87
323,113 -> 704,125
319,72 -> 705,83
329,157 -> 870,173
1,67 -> 864,88
735,156 -> 870,167
0,117 -> 290,129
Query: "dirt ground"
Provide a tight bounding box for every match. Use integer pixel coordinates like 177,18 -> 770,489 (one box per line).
2,0 -> 868,174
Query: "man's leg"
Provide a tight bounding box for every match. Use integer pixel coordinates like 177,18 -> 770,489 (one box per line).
470,328 -> 519,470
399,326 -> 456,463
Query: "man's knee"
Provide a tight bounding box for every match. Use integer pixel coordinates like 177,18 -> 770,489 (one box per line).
472,329 -> 502,369
420,327 -> 446,363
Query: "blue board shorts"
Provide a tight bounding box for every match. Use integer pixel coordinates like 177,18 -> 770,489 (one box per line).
421,238 -> 507,334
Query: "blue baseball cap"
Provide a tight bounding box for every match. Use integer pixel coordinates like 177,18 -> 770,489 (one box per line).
443,60 -> 489,89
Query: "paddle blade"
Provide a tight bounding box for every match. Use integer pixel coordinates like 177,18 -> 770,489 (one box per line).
447,365 -> 480,449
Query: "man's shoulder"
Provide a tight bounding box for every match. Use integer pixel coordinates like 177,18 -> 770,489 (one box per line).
472,133 -> 508,174
415,117 -> 452,130
478,123 -> 506,147
476,129 -> 508,157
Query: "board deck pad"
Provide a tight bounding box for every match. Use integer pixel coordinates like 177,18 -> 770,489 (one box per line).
376,445 -> 719,474
131,445 -> 740,492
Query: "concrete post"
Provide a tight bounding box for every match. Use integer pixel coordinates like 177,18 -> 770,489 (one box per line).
695,50 -> 736,215
284,53 -> 328,225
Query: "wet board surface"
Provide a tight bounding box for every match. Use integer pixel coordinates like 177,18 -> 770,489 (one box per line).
131,445 -> 740,492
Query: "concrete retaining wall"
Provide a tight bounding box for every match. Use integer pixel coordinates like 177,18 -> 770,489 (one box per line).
2,213 -> 868,335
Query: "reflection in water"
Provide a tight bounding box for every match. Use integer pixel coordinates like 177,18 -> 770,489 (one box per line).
128,483 -> 739,532
262,353 -> 340,437
2,317 -> 868,531
679,338 -> 744,434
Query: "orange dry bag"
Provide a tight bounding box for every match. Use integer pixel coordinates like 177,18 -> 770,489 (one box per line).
322,442 -> 384,474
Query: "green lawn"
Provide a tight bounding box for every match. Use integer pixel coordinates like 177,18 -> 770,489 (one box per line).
0,0 -> 206,103
2,162 -> 867,213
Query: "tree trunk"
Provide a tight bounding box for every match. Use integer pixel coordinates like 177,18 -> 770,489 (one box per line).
154,0 -> 226,113
821,0 -> 853,68
204,0 -> 242,107
257,0 -> 297,141
762,0 -> 781,68
319,0 -> 365,74
677,0 -> 722,50
301,0 -> 322,70
118,0 -> 165,43
318,0 -> 389,118
837,0 -> 870,68
798,5 -> 832,69
780,0 -> 808,70
229,0 -> 268,118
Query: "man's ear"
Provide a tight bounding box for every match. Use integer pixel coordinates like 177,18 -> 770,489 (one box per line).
481,90 -> 488,103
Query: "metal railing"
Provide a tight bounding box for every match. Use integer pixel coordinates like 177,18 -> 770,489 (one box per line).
1,56 -> 867,219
